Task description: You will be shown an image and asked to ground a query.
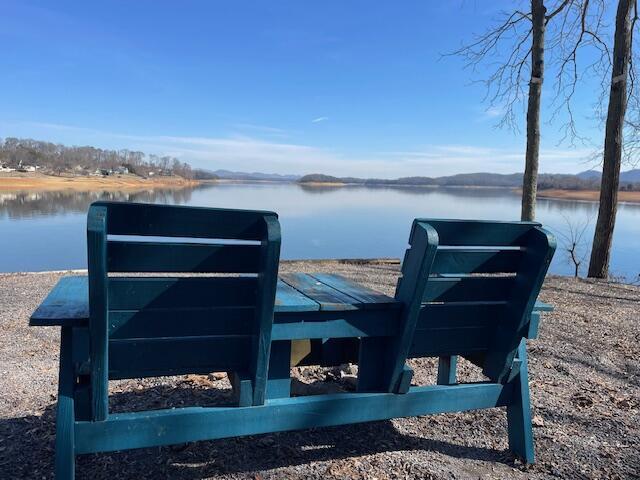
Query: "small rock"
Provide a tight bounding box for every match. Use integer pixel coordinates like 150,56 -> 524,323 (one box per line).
340,372 -> 358,390
532,415 -> 545,427
340,363 -> 357,375
208,372 -> 226,381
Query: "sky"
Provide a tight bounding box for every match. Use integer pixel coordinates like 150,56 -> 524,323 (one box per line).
0,1 -> 614,177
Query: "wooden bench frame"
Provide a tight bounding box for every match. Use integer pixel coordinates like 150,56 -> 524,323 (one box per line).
30,205 -> 556,479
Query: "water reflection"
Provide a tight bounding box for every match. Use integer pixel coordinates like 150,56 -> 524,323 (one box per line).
0,188 -> 196,220
1,182 -> 638,280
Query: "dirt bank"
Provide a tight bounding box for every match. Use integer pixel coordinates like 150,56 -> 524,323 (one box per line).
0,261 -> 638,479
0,172 -> 200,192
537,188 -> 640,203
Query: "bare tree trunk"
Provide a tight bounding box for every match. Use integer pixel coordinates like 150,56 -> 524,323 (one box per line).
588,0 -> 633,278
521,0 -> 546,221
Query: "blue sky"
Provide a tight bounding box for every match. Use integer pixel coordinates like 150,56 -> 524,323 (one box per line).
0,1 -> 610,177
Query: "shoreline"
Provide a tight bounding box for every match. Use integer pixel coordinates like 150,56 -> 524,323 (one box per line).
299,182 -> 640,204
0,173 -> 200,192
2,174 -> 640,204
536,188 -> 640,203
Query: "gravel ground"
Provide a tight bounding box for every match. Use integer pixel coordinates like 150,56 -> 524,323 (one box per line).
0,260 -> 639,479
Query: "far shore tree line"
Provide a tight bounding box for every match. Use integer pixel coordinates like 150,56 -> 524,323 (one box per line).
0,137 -> 194,179
298,172 -> 640,191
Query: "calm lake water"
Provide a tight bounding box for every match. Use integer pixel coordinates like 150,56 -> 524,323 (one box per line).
1,183 -> 639,280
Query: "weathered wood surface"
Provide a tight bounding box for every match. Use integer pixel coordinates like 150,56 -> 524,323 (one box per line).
74,382 -> 513,455
30,276 -> 89,326
31,210 -> 557,479
30,274 -> 552,326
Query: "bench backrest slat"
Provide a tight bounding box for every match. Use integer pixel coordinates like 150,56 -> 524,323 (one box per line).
98,201 -> 272,240
107,277 -> 257,310
87,202 -> 281,420
422,276 -> 515,302
412,219 -> 538,246
109,308 -> 255,339
430,247 -> 524,274
107,241 -> 262,273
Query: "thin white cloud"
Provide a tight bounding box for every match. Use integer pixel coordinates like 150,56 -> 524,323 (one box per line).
0,121 -> 595,177
230,123 -> 288,138
311,116 -> 329,123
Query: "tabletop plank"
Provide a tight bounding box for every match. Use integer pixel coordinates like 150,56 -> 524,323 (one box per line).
309,273 -> 398,309
275,279 -> 320,313
279,273 -> 359,311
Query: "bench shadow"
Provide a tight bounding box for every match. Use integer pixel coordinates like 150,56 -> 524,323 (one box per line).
540,331 -> 640,388
0,383 -> 518,479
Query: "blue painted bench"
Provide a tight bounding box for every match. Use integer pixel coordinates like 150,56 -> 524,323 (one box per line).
30,202 -> 555,479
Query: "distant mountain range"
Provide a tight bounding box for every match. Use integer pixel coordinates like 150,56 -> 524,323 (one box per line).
577,169 -> 640,183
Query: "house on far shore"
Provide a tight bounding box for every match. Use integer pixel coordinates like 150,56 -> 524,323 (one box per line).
114,165 -> 129,175
16,162 -> 37,172
0,164 -> 16,172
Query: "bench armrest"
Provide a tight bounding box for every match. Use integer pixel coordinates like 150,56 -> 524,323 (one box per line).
526,301 -> 554,339
30,276 -> 89,327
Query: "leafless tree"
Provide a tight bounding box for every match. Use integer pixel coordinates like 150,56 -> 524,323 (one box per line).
588,0 -> 637,278
557,214 -> 592,277
449,0 -> 608,221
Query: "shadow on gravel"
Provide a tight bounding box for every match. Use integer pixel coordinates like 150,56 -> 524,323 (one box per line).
544,284 -> 638,304
0,383 -> 517,479
543,331 -> 640,388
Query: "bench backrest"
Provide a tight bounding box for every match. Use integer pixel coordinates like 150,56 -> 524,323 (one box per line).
393,219 -> 555,384
86,201 -> 281,419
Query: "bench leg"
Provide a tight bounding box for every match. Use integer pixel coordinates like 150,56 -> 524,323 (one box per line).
228,371 -> 253,407
266,341 -> 291,399
436,356 -> 457,385
356,337 -> 390,392
506,340 -> 535,464
55,327 -> 76,479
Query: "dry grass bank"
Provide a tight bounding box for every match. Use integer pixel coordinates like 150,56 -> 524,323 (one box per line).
0,172 -> 200,192
537,188 -> 640,203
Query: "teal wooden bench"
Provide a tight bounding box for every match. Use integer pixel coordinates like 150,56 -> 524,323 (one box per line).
30,203 -> 555,479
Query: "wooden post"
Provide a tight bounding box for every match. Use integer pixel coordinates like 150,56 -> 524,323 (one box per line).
437,356 -> 458,385
506,340 -> 535,463
266,340 -> 292,399
55,327 -> 76,479
87,205 -> 109,421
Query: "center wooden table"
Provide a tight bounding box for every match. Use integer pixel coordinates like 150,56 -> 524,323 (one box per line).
30,272 -> 551,398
